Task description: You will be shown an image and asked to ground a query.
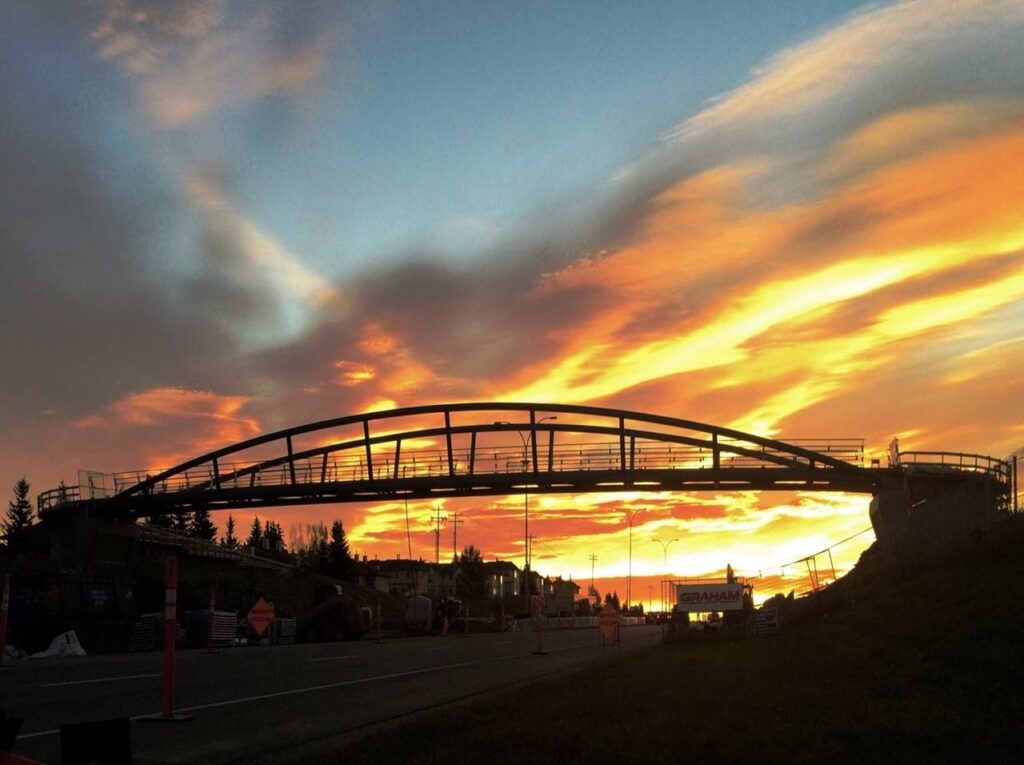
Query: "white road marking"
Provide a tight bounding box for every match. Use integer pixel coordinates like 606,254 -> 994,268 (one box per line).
309,655 -> 358,662
40,673 -> 160,688
18,629 -> 658,741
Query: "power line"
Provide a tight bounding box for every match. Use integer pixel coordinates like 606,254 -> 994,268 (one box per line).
450,511 -> 465,560
778,526 -> 874,570
429,506 -> 447,564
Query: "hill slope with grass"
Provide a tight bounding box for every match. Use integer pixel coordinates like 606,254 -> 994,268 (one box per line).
325,523 -> 1024,764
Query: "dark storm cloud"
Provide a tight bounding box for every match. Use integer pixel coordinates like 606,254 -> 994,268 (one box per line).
247,230 -> 620,396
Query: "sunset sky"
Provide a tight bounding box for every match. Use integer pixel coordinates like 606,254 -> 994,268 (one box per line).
2,1 -> 1023,607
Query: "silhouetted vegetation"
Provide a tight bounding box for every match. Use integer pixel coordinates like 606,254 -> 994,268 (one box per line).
456,545 -> 487,598
292,519 -> 354,578
190,506 -> 217,540
246,515 -> 263,548
3,476 -> 33,548
221,514 -> 238,549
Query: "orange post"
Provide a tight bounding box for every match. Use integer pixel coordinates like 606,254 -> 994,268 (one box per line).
0,574 -> 10,665
139,556 -> 193,722
162,556 -> 178,718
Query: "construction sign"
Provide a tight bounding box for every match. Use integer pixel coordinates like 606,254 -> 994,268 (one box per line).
247,597 -> 275,636
598,603 -> 620,642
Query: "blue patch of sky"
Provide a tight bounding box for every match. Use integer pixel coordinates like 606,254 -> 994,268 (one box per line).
235,1 -> 873,281
13,0 -> 873,293
2,12 -> 198,281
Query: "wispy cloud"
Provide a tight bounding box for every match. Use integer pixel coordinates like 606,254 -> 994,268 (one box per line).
91,0 -> 340,128
183,168 -> 337,323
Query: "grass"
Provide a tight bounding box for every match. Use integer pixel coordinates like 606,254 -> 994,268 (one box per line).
326,537 -> 1024,764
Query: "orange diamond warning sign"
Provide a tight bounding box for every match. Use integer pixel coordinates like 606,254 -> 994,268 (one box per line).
247,597 -> 274,636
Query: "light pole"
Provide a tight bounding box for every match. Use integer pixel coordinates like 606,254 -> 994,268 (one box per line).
622,508 -> 643,611
495,415 -> 557,611
652,538 -> 679,612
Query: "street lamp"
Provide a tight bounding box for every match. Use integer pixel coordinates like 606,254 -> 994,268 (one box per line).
652,538 -> 679,612
495,415 -> 557,610
622,508 -> 643,611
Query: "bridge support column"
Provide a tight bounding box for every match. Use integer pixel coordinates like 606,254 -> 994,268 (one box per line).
869,489 -> 910,555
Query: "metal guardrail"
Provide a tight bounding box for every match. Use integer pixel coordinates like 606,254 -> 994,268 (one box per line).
898,450 -> 1011,482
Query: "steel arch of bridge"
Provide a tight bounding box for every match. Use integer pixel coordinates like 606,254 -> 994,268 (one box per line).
39,403 -> 909,519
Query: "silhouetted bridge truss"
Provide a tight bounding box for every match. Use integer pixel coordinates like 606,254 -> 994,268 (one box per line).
38,403 -> 1014,519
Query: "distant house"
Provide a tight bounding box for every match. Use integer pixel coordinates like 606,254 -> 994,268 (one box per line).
546,576 -> 580,616
350,559 -> 390,592
482,560 -> 521,598
525,569 -> 544,599
374,558 -> 431,596
430,560 -> 459,598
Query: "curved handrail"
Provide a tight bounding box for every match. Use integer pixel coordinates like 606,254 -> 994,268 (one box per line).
899,450 -> 1011,483
104,402 -> 867,500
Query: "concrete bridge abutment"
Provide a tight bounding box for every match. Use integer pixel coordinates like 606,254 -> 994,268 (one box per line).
870,480 -> 1005,567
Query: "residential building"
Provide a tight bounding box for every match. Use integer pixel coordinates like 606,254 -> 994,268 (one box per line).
374,558 -> 431,596
482,560 -> 520,598
546,576 -> 581,616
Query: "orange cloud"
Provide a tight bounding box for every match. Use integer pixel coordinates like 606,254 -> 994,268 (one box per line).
76,387 -> 260,469
504,126 -> 1024,440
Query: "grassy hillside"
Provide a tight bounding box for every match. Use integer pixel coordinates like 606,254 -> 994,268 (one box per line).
328,527 -> 1024,764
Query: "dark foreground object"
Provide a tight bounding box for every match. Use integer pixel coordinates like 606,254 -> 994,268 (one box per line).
60,718 -> 132,765
329,533 -> 1024,764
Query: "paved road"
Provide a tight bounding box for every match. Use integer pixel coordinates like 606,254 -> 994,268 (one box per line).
7,624 -> 663,764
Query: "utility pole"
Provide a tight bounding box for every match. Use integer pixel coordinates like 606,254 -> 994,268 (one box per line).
430,506 -> 447,564
622,508 -> 643,610
652,538 -> 678,612
494,415 -> 557,613
404,498 -> 413,560
589,554 -> 598,603
450,511 -> 465,560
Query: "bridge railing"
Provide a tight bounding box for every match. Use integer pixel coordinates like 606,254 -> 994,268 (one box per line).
36,485 -> 80,513
898,451 -> 1011,484
38,403 -> 875,512
53,437 -> 866,504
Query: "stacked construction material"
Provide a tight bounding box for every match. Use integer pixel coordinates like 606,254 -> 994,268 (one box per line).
186,609 -> 239,646
127,613 -> 162,652
276,617 -> 297,645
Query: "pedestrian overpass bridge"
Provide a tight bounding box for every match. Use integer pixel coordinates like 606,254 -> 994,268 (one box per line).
37,402 -> 1014,519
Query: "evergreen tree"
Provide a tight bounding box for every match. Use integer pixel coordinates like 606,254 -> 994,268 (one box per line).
191,506 -> 217,541
4,477 -> 34,545
221,515 -> 238,549
456,545 -> 487,599
265,520 -> 284,552
328,520 -> 352,578
246,516 -> 263,548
